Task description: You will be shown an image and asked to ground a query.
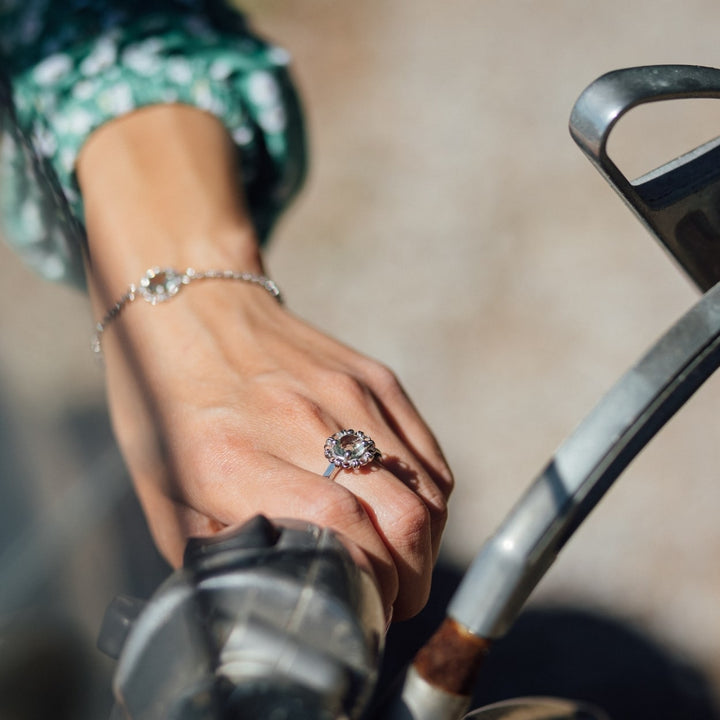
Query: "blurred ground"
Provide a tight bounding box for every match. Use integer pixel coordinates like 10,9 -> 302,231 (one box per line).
2,0 -> 720,716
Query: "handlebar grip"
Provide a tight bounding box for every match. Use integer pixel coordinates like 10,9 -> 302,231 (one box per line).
101,515 -> 385,720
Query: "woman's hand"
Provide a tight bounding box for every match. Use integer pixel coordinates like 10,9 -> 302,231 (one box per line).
78,104 -> 452,621
98,280 -> 452,620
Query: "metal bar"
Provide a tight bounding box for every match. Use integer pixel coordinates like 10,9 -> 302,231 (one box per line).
570,64 -> 720,292
448,279 -> 720,640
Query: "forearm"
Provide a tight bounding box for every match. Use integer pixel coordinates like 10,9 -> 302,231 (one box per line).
77,104 -> 265,311
75,102 -> 281,534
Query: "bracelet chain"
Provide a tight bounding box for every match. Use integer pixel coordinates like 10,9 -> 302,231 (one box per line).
91,267 -> 283,355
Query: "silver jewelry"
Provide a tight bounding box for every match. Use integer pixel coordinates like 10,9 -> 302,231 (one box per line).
91,267 -> 282,355
323,429 -> 381,479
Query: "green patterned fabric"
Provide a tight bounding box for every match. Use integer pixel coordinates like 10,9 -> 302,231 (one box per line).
0,1 -> 307,287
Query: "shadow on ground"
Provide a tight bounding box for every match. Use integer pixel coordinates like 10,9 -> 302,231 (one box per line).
382,563 -> 720,720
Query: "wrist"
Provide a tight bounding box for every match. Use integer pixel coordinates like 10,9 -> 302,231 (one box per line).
94,270 -> 285,375
92,267 -> 282,353
86,225 -> 266,319
77,104 -> 266,308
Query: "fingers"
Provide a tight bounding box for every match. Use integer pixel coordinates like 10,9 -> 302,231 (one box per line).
193,428 -> 442,620
183,373 -> 447,619
270,315 -> 454,500
134,485 -> 225,568
142,464 -> 402,621
356,360 -> 455,498
332,466 -> 434,619
306,359 -> 453,565
107,300 -> 453,625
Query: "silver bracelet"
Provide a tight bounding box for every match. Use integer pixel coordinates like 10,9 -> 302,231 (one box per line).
91,266 -> 283,355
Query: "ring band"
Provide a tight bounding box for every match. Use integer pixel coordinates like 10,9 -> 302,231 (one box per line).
323,429 -> 381,478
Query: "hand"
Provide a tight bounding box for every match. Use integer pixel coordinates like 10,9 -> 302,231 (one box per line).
77,104 -> 452,621
98,280 -> 452,621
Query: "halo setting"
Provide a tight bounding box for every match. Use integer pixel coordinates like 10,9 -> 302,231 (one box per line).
324,429 -> 380,470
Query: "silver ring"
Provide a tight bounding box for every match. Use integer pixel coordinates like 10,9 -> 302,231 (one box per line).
323,429 -> 381,478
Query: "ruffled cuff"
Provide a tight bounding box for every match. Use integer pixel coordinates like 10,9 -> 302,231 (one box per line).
0,6 -> 306,288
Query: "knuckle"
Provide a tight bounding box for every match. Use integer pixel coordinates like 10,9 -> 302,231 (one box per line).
168,422 -> 257,507
443,470 -> 455,496
282,392 -> 329,428
397,577 -> 432,621
257,384 -> 331,433
430,455 -> 455,497
393,493 -> 432,551
321,369 -> 370,405
187,424 -> 252,478
426,488 -> 449,523
422,454 -> 455,501
365,361 -> 402,396
306,483 -> 368,529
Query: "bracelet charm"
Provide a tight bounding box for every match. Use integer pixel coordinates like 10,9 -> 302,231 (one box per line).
139,267 -> 185,304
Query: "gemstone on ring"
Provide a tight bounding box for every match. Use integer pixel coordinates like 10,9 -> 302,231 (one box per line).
324,429 -> 379,470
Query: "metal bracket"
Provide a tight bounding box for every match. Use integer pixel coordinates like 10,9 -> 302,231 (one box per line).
570,64 -> 720,291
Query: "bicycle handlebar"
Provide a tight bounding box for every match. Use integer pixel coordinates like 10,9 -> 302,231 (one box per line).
100,515 -> 385,720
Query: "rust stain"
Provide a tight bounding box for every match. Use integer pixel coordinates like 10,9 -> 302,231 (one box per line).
413,617 -> 491,696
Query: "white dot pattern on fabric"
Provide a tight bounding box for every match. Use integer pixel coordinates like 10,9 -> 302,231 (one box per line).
122,44 -> 163,76
20,198 -> 43,238
33,53 -> 73,85
166,57 -> 194,85
267,46 -> 291,66
209,58 -> 233,81
247,71 -> 280,106
59,149 -> 76,174
192,80 -> 214,110
40,254 -> 65,280
232,125 -> 253,145
31,123 -> 56,157
133,37 -> 165,55
71,79 -> 96,101
99,83 -> 134,114
258,106 -> 286,133
66,107 -> 94,135
80,36 -> 117,76
62,184 -> 79,204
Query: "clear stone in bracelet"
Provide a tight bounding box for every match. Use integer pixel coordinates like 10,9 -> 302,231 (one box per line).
139,268 -> 184,304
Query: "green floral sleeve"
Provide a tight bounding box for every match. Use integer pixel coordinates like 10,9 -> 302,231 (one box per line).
0,0 -> 307,288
